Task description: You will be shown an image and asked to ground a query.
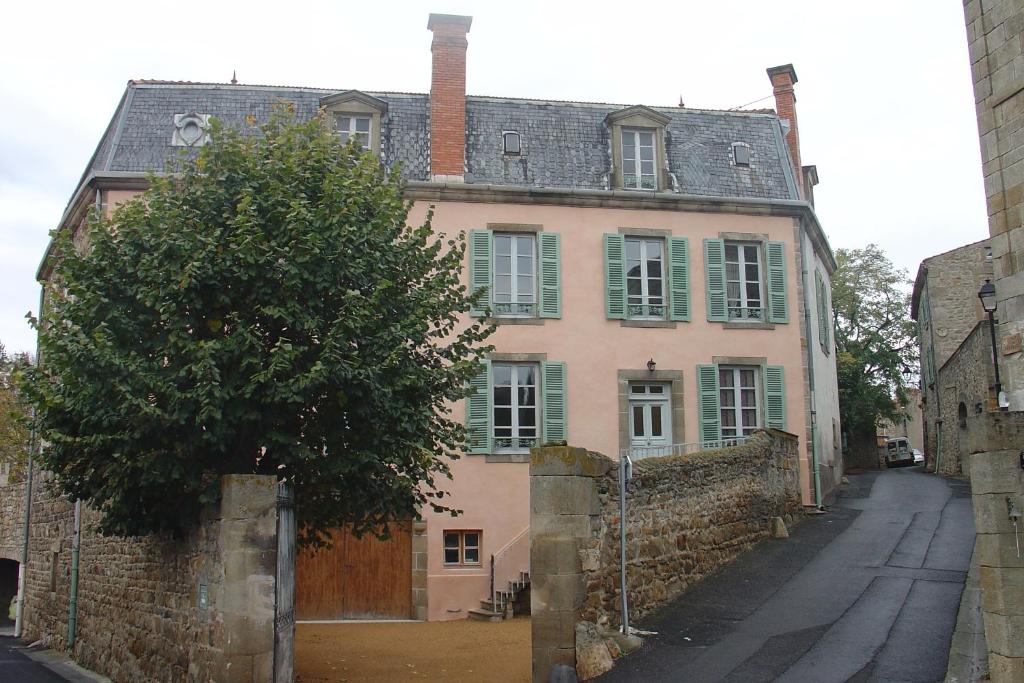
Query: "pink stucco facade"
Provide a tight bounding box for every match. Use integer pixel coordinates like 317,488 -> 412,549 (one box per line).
411,199 -> 816,620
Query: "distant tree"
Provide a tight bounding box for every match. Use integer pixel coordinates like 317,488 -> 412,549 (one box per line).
0,343 -> 31,483
832,244 -> 918,456
20,111 -> 492,542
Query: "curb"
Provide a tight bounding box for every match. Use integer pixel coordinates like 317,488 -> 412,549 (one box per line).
17,644 -> 112,683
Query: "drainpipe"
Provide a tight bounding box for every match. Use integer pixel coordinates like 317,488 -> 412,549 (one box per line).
619,454 -> 632,634
797,220 -> 823,509
67,499 -> 81,650
13,430 -> 34,638
935,420 -> 943,476
15,285 -> 45,639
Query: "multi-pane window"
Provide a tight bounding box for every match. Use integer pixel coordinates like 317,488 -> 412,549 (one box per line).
626,238 -> 665,319
719,366 -> 760,440
492,363 -> 539,451
725,243 -> 764,320
493,233 -> 536,316
622,128 -> 656,189
443,530 -> 481,566
629,383 -> 671,451
335,114 -> 371,150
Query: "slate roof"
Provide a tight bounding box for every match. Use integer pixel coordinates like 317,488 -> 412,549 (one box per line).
79,81 -> 799,205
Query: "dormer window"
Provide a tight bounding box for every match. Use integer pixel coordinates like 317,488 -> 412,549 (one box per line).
503,131 -> 521,155
622,128 -> 656,189
319,90 -> 388,157
732,142 -> 752,167
606,105 -> 671,191
336,114 -> 371,150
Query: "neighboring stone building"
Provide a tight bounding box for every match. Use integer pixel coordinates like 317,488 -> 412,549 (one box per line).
911,238 -> 992,469
958,1 -> 1024,679
28,12 -> 841,625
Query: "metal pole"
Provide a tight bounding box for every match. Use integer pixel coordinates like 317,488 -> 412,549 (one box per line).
13,452 -> 34,638
988,311 -> 1002,401
619,454 -> 629,634
67,499 -> 81,650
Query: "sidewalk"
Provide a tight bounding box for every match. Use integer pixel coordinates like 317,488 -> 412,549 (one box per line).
0,630 -> 111,683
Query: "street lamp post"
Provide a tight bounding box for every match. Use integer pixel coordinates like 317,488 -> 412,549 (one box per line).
977,279 -> 1005,409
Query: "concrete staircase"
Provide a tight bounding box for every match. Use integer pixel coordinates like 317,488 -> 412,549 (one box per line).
468,570 -> 530,622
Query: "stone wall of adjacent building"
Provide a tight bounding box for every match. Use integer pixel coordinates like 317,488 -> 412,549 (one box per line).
19,473 -> 280,683
529,430 -> 801,681
914,239 -> 992,469
936,321 -> 998,477
0,481 -> 25,562
963,410 -> 1024,682
964,0 -> 1024,411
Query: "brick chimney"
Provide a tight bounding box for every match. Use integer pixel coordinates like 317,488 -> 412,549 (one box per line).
428,13 -> 472,182
767,64 -> 803,196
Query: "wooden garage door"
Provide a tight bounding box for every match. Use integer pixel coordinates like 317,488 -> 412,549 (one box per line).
295,521 -> 412,620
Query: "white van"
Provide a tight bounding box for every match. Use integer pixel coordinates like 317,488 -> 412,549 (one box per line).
884,437 -> 914,468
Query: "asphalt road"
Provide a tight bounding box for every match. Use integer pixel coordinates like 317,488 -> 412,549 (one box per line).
0,636 -> 71,682
599,467 -> 975,683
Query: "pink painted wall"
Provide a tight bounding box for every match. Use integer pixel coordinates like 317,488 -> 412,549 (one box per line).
411,200 -> 814,620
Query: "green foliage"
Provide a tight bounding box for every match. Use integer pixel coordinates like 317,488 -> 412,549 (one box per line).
20,111 -> 493,542
0,343 -> 32,482
832,244 -> 918,439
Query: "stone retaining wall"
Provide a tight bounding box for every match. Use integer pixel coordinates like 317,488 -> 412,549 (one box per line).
0,481 -> 25,562
530,429 -> 802,681
19,473 -> 279,683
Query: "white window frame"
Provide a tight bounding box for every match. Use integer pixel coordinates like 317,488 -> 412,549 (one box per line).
492,363 -> 540,453
725,242 -> 765,320
335,113 -> 371,150
621,128 -> 657,190
625,237 -> 666,319
443,530 -> 482,566
719,365 -> 761,439
628,383 -> 672,451
492,233 -> 537,317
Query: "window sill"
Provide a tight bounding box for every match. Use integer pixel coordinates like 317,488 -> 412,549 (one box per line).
722,320 -> 775,330
484,453 -> 531,463
492,317 -> 545,326
620,319 -> 677,329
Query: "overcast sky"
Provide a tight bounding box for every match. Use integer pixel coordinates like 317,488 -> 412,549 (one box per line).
0,0 -> 986,355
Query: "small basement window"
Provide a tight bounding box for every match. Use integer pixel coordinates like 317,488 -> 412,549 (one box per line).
733,142 -> 751,167
503,131 -> 521,155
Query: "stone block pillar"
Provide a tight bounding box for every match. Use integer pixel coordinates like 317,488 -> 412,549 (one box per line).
969,448 -> 1024,682
530,446 -> 612,683
215,475 -> 279,683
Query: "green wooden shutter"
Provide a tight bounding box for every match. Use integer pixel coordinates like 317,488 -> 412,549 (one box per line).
668,237 -> 691,322
818,271 -> 831,352
763,365 -> 786,430
604,234 -> 626,319
704,239 -> 727,321
469,229 -> 493,317
814,270 -> 826,344
538,232 -> 562,319
766,241 -> 789,323
697,364 -> 721,445
542,361 -> 567,444
466,361 -> 491,453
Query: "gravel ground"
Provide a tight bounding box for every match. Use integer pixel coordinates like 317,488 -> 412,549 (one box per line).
296,617 -> 531,682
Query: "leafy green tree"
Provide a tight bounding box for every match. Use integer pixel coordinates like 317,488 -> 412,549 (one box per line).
20,112 -> 492,542
0,343 -> 31,483
832,244 -> 918,450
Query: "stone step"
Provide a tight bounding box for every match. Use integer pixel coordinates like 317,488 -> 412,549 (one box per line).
467,608 -> 504,623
